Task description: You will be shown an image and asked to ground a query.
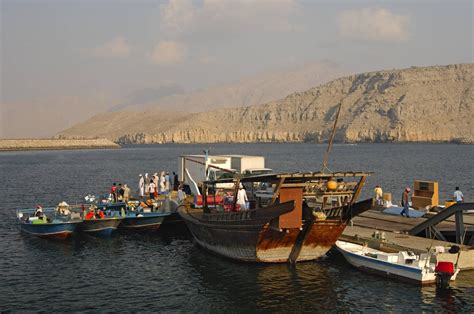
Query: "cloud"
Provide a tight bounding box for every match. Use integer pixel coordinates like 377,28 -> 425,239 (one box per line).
159,0 -> 300,37
93,36 -> 131,58
337,8 -> 410,41
150,41 -> 187,65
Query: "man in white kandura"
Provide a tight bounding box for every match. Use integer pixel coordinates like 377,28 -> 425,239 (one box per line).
138,174 -> 145,198
237,184 -> 249,211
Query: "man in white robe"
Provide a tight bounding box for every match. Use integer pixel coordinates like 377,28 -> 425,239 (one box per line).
138,174 -> 145,198
237,184 -> 249,211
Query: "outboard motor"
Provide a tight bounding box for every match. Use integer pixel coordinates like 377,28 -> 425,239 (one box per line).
435,261 -> 455,288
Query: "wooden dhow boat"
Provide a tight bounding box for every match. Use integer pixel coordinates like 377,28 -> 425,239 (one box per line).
179,172 -> 373,263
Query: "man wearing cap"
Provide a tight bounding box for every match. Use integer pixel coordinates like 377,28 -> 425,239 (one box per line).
401,187 -> 411,218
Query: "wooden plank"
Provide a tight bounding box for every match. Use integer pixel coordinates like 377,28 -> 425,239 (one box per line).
350,176 -> 367,205
357,210 -> 474,230
270,177 -> 285,205
278,187 -> 303,229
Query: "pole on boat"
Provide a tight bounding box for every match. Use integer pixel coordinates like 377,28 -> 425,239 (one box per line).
204,149 -> 210,181
321,102 -> 343,173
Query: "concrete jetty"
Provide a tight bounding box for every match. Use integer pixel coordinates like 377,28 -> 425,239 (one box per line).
0,139 -> 120,151
341,208 -> 474,270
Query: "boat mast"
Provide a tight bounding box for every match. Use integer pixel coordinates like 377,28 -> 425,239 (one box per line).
321,102 -> 342,173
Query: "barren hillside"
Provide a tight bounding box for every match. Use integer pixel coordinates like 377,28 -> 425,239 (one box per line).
114,61 -> 350,112
60,64 -> 474,144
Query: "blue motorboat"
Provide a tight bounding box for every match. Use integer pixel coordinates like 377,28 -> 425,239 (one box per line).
79,204 -> 124,237
17,207 -> 82,240
121,211 -> 171,231
98,201 -> 171,231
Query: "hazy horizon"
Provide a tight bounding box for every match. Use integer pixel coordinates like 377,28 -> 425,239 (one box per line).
1,0 -> 472,138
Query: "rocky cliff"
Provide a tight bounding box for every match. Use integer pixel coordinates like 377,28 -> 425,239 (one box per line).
60,64 -> 474,144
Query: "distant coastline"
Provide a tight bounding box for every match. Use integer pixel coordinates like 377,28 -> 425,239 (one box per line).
0,139 -> 120,152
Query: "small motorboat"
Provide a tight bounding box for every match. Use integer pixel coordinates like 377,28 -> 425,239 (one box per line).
79,204 -> 123,237
120,211 -> 171,231
99,199 -> 175,231
335,240 -> 460,287
16,205 -> 82,240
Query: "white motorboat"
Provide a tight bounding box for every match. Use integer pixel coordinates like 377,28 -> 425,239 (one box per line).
335,240 -> 460,286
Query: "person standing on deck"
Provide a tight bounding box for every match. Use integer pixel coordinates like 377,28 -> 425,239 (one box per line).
145,173 -> 150,194
117,183 -> 124,202
173,172 -> 179,191
138,174 -> 145,198
152,173 -> 159,192
111,183 -> 117,203
165,172 -> 170,192
123,184 -> 130,202
160,171 -> 166,192
148,181 -> 156,200
401,187 -> 411,217
454,187 -> 464,203
237,184 -> 249,211
153,174 -> 159,199
374,185 -> 383,206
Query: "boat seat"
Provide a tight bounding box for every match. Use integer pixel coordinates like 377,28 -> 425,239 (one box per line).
71,212 -> 82,219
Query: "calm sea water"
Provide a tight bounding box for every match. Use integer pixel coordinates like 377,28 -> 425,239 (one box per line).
0,143 -> 473,312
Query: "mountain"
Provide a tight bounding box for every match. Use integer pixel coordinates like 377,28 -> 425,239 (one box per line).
59,64 -> 474,144
1,60 -> 348,139
107,85 -> 184,112
111,61 -> 350,113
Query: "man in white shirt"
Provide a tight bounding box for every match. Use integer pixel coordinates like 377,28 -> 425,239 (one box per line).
454,187 -> 464,203
148,181 -> 156,200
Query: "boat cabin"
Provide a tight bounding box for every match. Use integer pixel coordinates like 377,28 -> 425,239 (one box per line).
200,171 -> 371,230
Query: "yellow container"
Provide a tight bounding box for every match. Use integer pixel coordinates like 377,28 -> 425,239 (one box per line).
327,180 -> 337,191
444,200 -> 456,208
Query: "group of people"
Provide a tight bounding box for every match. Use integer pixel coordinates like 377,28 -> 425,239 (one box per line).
138,171 -> 180,200
110,183 -> 131,203
401,186 -> 465,217
85,206 -> 105,220
373,184 -> 465,218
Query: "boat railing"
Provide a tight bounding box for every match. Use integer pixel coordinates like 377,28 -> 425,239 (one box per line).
324,206 -> 344,219
203,210 -> 257,221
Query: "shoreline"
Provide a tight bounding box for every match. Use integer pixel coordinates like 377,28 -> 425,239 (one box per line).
119,140 -> 472,146
0,139 -> 120,152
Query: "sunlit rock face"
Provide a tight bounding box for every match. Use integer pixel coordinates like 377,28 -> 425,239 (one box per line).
61,64 -> 474,145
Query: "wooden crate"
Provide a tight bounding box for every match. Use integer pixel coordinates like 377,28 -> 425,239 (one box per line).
412,180 -> 438,209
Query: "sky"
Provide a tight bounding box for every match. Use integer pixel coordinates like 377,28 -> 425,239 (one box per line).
0,0 -> 473,138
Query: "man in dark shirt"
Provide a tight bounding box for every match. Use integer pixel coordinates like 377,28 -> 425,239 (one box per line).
401,187 -> 411,218
173,172 -> 179,191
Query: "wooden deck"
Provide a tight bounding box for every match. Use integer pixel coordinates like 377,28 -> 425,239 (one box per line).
351,209 -> 474,233
340,209 -> 474,270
